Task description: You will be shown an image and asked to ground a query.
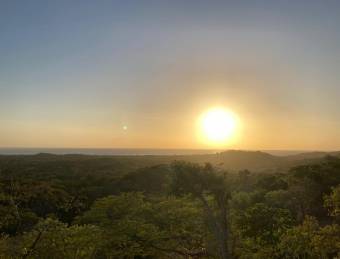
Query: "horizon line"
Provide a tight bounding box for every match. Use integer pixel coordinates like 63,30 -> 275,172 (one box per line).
0,147 -> 339,152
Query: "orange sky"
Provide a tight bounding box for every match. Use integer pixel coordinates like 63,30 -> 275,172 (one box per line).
1,1 -> 340,150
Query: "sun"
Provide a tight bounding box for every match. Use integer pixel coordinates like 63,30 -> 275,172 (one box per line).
199,108 -> 238,145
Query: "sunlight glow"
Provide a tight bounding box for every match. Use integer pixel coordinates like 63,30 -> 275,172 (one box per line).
199,108 -> 238,145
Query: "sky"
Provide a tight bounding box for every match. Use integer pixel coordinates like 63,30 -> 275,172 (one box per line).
1,0 -> 340,150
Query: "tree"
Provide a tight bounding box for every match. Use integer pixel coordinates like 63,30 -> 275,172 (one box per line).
324,184 -> 340,221
234,203 -> 293,245
170,161 -> 232,259
149,196 -> 210,257
78,192 -> 209,258
77,192 -> 157,258
256,174 -> 288,192
2,218 -> 102,259
287,157 -> 340,220
278,216 -> 340,259
0,182 -> 40,235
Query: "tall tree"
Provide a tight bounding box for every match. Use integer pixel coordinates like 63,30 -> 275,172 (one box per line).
170,161 -> 232,259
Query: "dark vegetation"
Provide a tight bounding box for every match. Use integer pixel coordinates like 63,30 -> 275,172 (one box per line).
0,151 -> 339,258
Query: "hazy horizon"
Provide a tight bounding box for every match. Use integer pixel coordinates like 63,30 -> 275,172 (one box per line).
2,1 -> 340,150
0,147 -> 338,157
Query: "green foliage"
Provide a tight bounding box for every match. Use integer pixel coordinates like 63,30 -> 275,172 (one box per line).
0,185 -> 40,235
170,162 -> 232,259
170,161 -> 228,198
278,216 -> 340,258
78,192 -> 209,258
78,193 -> 156,257
2,218 -> 102,259
235,203 -> 293,244
116,165 -> 171,194
324,184 -> 340,219
235,238 -> 279,259
1,154 -> 340,258
287,156 -> 340,219
256,174 -> 288,191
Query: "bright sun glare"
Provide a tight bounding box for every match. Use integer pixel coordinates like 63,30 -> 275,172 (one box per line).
199,108 -> 238,145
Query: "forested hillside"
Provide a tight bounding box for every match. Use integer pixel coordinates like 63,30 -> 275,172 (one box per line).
0,152 -> 339,258
1,150 -> 338,176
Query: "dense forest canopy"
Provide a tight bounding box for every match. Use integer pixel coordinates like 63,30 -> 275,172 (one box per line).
0,151 -> 339,258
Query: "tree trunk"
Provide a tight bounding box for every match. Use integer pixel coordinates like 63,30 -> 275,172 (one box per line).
218,194 -> 231,259
199,195 -> 230,259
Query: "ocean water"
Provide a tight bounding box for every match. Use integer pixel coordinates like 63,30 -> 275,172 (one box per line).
0,148 -> 310,156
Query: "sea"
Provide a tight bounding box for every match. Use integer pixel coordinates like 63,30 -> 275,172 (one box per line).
0,148 -> 310,156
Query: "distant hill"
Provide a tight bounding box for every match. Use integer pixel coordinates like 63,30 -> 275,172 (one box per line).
0,150 -> 339,176
285,151 -> 340,160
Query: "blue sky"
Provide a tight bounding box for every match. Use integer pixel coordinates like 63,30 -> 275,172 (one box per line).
1,1 -> 340,149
